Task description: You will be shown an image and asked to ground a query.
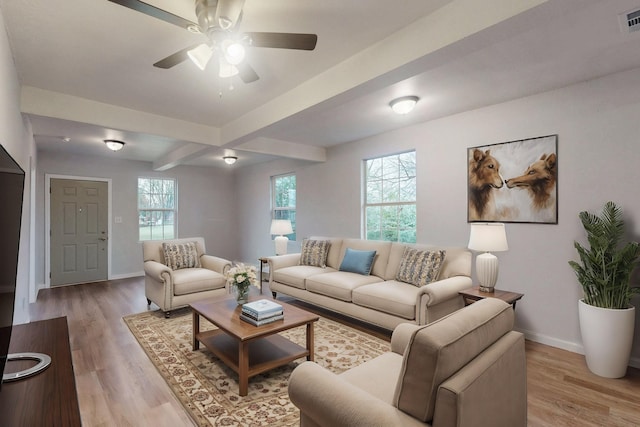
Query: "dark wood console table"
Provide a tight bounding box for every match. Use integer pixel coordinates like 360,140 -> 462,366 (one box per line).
0,316 -> 81,426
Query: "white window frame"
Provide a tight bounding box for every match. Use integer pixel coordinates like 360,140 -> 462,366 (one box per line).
271,173 -> 296,240
363,150 -> 417,243
137,177 -> 177,241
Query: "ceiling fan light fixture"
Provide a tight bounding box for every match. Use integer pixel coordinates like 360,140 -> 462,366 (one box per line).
223,155 -> 238,165
224,41 -> 246,65
104,139 -> 125,151
187,44 -> 213,70
219,59 -> 239,78
390,96 -> 419,115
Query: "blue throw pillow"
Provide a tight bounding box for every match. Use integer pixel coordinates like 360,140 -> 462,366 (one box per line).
339,248 -> 377,275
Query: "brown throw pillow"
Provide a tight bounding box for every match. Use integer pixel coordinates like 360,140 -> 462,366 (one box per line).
299,239 -> 331,267
162,242 -> 201,270
396,248 -> 446,286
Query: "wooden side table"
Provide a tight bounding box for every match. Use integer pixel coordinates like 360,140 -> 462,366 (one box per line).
459,286 -> 524,309
258,257 -> 269,294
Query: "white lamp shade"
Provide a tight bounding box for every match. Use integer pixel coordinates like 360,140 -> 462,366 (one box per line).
187,44 -> 213,70
468,223 -> 508,292
270,219 -> 293,236
270,219 -> 293,255
468,223 -> 508,252
219,58 -> 239,78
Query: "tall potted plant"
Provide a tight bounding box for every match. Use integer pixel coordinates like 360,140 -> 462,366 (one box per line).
568,201 -> 640,378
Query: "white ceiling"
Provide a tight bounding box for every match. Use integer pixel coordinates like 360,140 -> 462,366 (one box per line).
3,0 -> 640,169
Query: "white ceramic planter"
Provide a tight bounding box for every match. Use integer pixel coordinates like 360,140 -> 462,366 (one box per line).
578,299 -> 636,378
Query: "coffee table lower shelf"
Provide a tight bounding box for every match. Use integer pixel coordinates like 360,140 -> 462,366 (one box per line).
195,328 -> 310,396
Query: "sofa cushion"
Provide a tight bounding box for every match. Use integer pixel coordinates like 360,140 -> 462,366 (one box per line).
273,265 -> 337,290
339,248 -> 377,275
172,268 -> 226,295
308,236 -> 344,269
340,239 -> 392,278
162,241 -> 201,270
394,298 -> 514,422
352,281 -> 418,320
306,272 -> 383,302
299,239 -> 331,267
396,248 -> 446,287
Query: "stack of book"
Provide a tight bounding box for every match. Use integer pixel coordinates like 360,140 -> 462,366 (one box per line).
240,299 -> 284,326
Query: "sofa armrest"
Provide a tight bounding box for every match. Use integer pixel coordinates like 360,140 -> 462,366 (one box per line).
289,362 -> 418,427
200,254 -> 231,275
266,253 -> 300,273
418,276 -> 472,306
144,260 -> 172,282
390,323 -> 421,355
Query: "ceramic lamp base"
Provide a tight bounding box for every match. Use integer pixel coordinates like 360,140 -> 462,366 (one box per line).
476,252 -> 499,291
274,235 -> 289,255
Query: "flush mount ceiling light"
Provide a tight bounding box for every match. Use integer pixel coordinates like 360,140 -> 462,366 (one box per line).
223,155 -> 238,165
104,139 -> 125,152
389,96 -> 419,115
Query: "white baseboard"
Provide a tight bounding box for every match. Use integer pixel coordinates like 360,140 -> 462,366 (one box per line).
109,271 -> 144,280
516,327 -> 640,369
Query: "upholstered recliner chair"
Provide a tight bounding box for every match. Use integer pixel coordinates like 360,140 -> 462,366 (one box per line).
288,298 -> 526,427
142,237 -> 231,317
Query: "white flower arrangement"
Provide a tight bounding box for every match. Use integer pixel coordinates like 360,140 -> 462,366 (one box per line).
226,262 -> 257,293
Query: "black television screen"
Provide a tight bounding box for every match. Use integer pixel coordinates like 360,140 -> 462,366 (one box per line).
0,144 -> 25,392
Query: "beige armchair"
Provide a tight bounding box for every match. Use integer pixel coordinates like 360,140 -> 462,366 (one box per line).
288,298 -> 526,427
142,237 -> 231,317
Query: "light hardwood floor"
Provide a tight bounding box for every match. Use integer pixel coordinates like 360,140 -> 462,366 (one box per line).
28,277 -> 640,426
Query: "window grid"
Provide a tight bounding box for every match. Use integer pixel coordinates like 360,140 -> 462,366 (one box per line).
364,151 -> 416,243
138,177 -> 176,241
271,173 -> 296,241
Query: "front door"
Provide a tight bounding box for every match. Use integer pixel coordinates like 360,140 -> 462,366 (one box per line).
50,179 -> 108,286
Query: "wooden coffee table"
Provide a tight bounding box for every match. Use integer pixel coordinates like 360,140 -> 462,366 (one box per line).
190,295 -> 319,396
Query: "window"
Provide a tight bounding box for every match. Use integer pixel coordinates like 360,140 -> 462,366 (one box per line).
138,177 -> 176,241
271,173 -> 296,241
364,151 -> 416,243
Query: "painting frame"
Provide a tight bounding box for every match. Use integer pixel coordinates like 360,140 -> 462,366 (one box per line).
467,134 -> 558,224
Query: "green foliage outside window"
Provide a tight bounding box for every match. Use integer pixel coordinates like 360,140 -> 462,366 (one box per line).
272,174 -> 296,240
138,178 -> 176,240
364,151 -> 416,243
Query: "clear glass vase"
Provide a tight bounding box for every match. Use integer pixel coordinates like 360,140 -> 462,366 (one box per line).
234,283 -> 250,305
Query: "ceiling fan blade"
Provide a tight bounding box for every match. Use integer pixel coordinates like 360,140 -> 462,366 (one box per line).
153,44 -> 202,69
107,0 -> 198,31
237,62 -> 259,83
245,32 -> 318,50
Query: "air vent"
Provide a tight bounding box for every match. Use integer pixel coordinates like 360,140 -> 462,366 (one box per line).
620,8 -> 640,33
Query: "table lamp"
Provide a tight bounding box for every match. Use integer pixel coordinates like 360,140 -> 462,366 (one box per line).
468,223 -> 508,292
270,219 -> 293,255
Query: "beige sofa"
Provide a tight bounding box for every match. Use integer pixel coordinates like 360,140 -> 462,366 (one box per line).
267,238 -> 472,330
142,237 -> 231,317
289,298 -> 527,427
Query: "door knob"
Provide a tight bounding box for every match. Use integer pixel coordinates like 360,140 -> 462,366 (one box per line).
98,237 -> 107,241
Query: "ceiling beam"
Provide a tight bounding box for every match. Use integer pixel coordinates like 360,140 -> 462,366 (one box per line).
152,142 -> 213,171
219,0 -> 548,146
20,86 -> 221,147
236,138 -> 326,162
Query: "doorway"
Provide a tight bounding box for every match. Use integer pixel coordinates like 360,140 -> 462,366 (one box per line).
49,178 -> 109,286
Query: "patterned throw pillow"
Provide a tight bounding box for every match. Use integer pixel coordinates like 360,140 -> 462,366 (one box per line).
396,248 -> 446,287
162,242 -> 201,270
299,239 -> 331,267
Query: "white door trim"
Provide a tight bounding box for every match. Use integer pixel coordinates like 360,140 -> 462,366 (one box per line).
45,174 -> 112,288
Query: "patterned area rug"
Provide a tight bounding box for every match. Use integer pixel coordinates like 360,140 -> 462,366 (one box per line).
124,308 -> 390,426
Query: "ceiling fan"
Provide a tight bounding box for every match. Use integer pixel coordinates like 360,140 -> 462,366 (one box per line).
108,0 -> 318,83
